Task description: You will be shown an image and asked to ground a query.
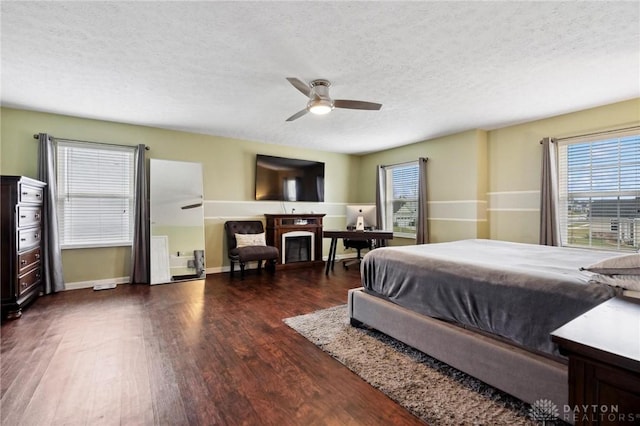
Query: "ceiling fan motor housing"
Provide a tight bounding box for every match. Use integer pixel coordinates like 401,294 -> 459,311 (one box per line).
307,79 -> 334,114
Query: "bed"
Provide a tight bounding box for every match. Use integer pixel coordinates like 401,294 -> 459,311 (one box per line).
348,239 -> 628,413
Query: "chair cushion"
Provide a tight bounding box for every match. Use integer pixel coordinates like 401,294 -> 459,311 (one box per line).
230,245 -> 279,262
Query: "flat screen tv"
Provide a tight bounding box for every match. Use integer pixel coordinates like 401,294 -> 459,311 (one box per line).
255,154 -> 325,202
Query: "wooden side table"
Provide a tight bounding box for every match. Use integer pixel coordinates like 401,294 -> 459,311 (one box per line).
551,297 -> 640,425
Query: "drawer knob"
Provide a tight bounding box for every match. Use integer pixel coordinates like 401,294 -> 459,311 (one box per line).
20,238 -> 26,242
20,259 -> 27,265
21,281 -> 28,289
35,214 -> 41,220
20,215 -> 27,219
35,253 -> 40,259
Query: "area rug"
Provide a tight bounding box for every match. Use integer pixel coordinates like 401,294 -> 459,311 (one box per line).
284,305 -> 537,425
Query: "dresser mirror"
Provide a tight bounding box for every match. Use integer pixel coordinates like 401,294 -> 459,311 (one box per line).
149,159 -> 205,285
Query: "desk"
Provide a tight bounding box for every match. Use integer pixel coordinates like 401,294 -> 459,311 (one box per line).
323,229 -> 393,275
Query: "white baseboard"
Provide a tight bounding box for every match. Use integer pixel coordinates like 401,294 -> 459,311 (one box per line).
64,276 -> 130,291
65,254 -> 360,289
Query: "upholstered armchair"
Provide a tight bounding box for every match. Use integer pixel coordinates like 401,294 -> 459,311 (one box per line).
224,221 -> 279,279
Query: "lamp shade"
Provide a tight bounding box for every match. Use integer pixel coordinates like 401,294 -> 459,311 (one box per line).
307,98 -> 334,115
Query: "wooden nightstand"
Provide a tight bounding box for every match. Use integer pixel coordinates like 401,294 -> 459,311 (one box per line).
551,297 -> 640,425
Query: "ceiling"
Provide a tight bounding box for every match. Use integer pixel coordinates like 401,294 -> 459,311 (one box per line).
2,2 -> 639,155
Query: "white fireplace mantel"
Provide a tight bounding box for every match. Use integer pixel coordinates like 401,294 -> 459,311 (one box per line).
281,230 -> 315,264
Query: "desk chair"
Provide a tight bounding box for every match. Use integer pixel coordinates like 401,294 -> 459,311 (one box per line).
342,238 -> 372,270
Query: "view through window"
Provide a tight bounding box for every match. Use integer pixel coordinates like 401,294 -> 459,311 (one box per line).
383,162 -> 419,237
558,133 -> 640,251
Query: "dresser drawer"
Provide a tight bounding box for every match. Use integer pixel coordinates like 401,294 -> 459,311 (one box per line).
18,266 -> 41,297
17,228 -> 41,251
18,247 -> 41,275
17,205 -> 42,228
18,182 -> 44,204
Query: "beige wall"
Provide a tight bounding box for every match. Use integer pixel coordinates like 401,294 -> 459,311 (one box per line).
357,129 -> 490,244
356,99 -> 639,245
488,98 -> 640,243
2,98 -> 638,285
0,107 -> 358,284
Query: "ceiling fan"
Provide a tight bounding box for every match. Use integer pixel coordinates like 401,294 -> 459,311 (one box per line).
285,77 -> 382,122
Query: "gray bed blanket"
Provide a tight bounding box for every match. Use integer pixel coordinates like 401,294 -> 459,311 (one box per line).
361,239 -> 622,357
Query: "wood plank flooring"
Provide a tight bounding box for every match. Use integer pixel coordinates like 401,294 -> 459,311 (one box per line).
1,266 -> 424,425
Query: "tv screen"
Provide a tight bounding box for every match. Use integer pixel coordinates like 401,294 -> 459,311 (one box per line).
255,154 -> 325,202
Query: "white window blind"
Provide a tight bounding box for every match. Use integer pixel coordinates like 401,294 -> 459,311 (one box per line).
558,133 -> 640,251
56,140 -> 135,248
383,162 -> 419,237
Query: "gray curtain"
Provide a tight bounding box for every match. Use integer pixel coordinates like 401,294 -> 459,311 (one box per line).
37,133 -> 65,293
130,144 -> 150,284
539,137 -> 561,246
375,165 -> 385,230
416,157 -> 429,244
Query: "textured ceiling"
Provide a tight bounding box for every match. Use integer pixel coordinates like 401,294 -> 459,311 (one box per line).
2,1 -> 639,154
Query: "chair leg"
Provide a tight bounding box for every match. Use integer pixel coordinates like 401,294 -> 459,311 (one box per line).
240,262 -> 245,280
230,261 -> 235,277
344,248 -> 364,270
257,260 -> 263,273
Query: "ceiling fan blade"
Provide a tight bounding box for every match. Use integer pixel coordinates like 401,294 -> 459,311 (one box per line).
334,99 -> 382,110
286,77 -> 311,97
286,109 -> 309,122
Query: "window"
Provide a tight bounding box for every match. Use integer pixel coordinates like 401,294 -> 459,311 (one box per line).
382,161 -> 419,237
56,140 -> 135,248
558,133 -> 640,252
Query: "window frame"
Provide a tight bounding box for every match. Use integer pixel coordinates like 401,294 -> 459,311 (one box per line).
55,139 -> 136,249
557,131 -> 640,252
381,161 -> 419,239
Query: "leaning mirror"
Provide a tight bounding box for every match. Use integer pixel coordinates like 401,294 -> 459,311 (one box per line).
150,159 -> 205,285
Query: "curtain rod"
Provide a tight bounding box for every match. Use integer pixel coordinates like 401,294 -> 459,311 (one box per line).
552,125 -> 640,143
33,134 -> 150,150
381,157 -> 428,169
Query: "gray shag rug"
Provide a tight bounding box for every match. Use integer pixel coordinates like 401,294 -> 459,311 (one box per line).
284,305 -> 536,425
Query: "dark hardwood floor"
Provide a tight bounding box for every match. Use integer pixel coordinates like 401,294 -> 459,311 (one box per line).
1,265 -> 424,425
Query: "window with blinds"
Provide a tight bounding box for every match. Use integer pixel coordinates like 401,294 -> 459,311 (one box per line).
383,161 -> 419,237
558,133 -> 640,252
56,140 -> 135,248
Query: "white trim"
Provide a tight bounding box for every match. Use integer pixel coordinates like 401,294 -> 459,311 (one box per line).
281,230 -> 315,264
427,200 -> 487,221
205,253 -> 353,275
64,276 -> 130,291
488,190 -> 539,211
428,200 -> 487,204
486,190 -> 540,195
488,208 -> 538,212
428,218 -> 488,222
202,199 -> 345,220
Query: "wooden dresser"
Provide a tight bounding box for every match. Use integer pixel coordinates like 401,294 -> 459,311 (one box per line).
1,176 -> 46,320
552,297 -> 640,425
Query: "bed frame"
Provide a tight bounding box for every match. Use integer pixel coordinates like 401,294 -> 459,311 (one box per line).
348,287 -> 568,411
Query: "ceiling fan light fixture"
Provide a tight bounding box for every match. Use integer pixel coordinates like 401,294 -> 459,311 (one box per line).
307,98 -> 334,115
